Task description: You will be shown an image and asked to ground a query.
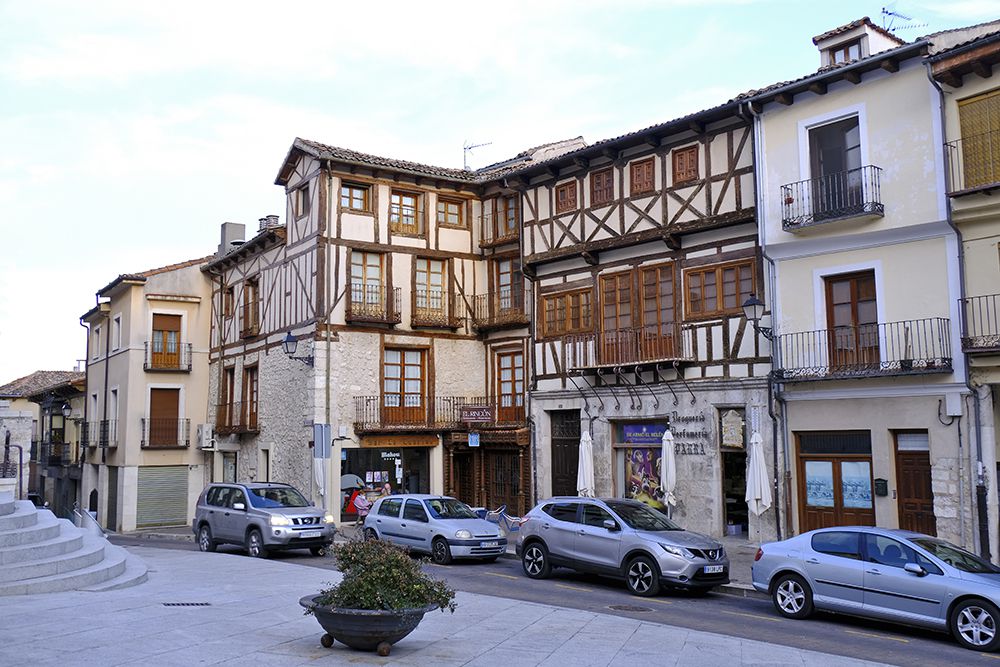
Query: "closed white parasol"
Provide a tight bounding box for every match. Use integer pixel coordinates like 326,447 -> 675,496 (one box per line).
576,430 -> 595,497
661,429 -> 677,516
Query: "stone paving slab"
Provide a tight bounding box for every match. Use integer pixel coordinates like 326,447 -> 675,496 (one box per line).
0,545 -> 887,666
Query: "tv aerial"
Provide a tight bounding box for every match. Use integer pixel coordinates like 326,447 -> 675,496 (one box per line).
881,5 -> 927,33
463,140 -> 492,170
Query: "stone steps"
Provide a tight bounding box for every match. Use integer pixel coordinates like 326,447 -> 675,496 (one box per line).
0,523 -> 84,565
0,544 -> 127,596
80,547 -> 149,592
0,501 -> 40,532
0,535 -> 106,583
0,510 -> 61,548
0,498 -> 15,516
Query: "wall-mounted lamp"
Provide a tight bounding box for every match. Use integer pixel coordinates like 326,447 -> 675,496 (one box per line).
61,403 -> 72,419
741,295 -> 773,340
282,332 -> 314,367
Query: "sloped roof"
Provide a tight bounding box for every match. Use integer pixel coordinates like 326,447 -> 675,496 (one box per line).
812,17 -> 905,46
96,255 -> 213,297
0,371 -> 84,399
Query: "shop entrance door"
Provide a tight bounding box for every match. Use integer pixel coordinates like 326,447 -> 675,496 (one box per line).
550,410 -> 580,497
797,431 -> 875,533
485,450 -> 521,515
721,450 -> 747,534
895,432 -> 935,536
451,451 -> 476,507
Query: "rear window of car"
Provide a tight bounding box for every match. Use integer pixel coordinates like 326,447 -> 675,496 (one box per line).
378,498 -> 403,517
542,502 -> 579,523
811,531 -> 861,560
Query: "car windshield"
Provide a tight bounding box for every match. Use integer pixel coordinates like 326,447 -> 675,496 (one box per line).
911,537 -> 1000,574
606,501 -> 681,531
247,486 -> 310,509
424,498 -> 477,519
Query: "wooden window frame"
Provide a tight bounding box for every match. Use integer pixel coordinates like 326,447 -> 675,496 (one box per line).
629,157 -> 655,196
672,146 -> 699,185
495,350 -> 525,420
242,277 -> 260,337
381,347 -> 427,420
590,167 -> 614,206
555,182 -> 578,215
340,182 -> 371,212
413,257 -> 449,320
600,271 -> 634,332
640,263 -> 676,330
829,39 -> 862,65
294,183 -> 310,219
540,288 -> 593,339
499,195 -> 518,236
223,286 -> 234,318
242,365 -> 259,430
390,189 -> 422,236
436,197 -> 465,228
683,259 -> 755,320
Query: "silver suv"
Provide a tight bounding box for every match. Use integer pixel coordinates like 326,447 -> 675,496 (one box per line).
192,482 -> 335,558
516,497 -> 729,596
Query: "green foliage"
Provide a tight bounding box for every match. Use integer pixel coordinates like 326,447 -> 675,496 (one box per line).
313,538 -> 457,613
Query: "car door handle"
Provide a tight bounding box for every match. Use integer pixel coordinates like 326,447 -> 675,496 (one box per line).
401,523 -> 407,527
866,569 -> 882,575
806,558 -> 819,564
224,512 -> 231,516
542,523 -> 550,530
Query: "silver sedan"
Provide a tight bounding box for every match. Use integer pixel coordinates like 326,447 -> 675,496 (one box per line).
752,526 -> 1000,651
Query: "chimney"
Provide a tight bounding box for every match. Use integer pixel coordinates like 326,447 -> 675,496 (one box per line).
218,222 -> 246,257
258,214 -> 281,232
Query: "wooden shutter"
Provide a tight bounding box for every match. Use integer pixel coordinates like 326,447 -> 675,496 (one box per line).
959,90 -> 1000,189
673,146 -> 698,183
630,158 -> 655,195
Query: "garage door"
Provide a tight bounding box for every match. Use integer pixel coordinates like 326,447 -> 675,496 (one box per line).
137,465 -> 188,527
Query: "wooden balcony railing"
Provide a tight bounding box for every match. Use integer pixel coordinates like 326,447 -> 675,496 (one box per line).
564,324 -> 694,370
773,317 -> 952,381
140,418 -> 191,448
347,284 -> 401,325
961,294 -> 1000,352
389,204 -> 424,236
214,401 -> 259,435
412,288 -> 461,328
480,212 -> 519,247
353,395 -> 526,432
781,165 -> 884,231
946,129 -> 1000,195
144,341 -> 192,371
82,420 -> 118,448
471,289 -> 529,331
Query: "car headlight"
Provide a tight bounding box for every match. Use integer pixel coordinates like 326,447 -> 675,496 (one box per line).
455,529 -> 472,539
269,515 -> 292,526
323,514 -> 335,524
659,543 -> 694,559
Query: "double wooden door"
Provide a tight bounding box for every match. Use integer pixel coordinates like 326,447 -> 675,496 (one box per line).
550,410 -> 581,497
826,272 -> 879,370
383,349 -> 426,424
798,455 -> 876,532
151,314 -> 181,369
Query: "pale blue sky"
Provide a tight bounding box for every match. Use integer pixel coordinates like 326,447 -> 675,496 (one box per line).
1,0 -> 997,381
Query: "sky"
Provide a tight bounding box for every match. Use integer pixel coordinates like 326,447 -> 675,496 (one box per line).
1,0 -> 998,382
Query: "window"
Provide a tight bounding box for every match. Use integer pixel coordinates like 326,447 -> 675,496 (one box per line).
495,258 -> 523,312
542,502 -> 580,523
383,348 -> 426,423
148,387 -> 180,447
541,289 -> 593,338
151,313 -> 181,369
403,499 -> 428,522
630,157 -> 655,196
220,367 -> 235,429
555,182 -> 577,214
243,365 -> 258,430
582,504 -> 614,528
958,89 -> 1000,190
223,286 -> 234,318
437,198 -> 463,227
591,167 -> 614,206
641,265 -> 675,332
811,531 -> 861,560
414,258 -> 447,320
601,272 -> 633,332
499,195 -> 518,236
92,326 -> 101,359
242,278 -> 259,337
685,260 -> 755,318
341,182 -> 370,211
496,351 -> 524,421
295,184 -> 310,218
112,315 -> 121,351
863,534 -> 941,574
825,270 -> 878,368
379,498 -> 403,517
829,39 -> 861,65
350,251 -> 384,306
672,146 -> 698,184
390,191 -> 420,235
228,489 -> 247,509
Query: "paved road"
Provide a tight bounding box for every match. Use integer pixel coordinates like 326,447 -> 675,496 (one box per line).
111,536 -> 987,667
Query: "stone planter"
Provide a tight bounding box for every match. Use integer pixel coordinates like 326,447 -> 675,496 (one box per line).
299,594 -> 436,655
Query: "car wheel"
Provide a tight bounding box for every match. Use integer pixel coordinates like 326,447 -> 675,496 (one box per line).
431,537 -> 453,565
246,528 -> 269,559
197,525 -> 217,553
951,598 -> 1000,651
363,528 -> 378,541
771,573 -> 813,619
625,555 -> 661,597
309,546 -> 327,557
522,542 -> 551,579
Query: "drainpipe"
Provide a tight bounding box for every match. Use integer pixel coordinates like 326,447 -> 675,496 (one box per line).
99,301 -> 110,466
926,61 -> 991,559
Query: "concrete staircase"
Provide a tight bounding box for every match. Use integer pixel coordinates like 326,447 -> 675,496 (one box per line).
0,495 -> 147,595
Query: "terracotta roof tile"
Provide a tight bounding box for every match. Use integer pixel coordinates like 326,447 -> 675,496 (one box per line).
812,17 -> 905,46
0,371 -> 84,399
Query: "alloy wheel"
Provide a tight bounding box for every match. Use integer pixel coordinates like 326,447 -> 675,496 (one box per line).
524,546 -> 544,576
628,560 -> 653,594
776,579 -> 805,614
198,527 -> 212,552
248,531 -> 262,557
957,605 -> 997,647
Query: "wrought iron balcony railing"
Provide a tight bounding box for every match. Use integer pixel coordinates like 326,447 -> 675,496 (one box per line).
480,212 -> 519,247
772,317 -> 952,381
214,401 -> 259,435
945,129 -> 1000,195
961,294 -> 1000,352
82,420 -> 119,448
353,395 -> 527,432
781,165 -> 884,231
389,204 -> 424,236
144,341 -> 192,371
471,289 -> 529,331
140,418 -> 191,448
347,284 -> 401,325
412,288 -> 461,328
564,324 -> 695,370
38,441 -> 79,466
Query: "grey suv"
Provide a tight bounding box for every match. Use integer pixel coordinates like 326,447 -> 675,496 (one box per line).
516,497 -> 729,596
192,482 -> 335,558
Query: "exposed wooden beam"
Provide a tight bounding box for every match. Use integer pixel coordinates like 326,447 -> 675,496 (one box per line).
939,70 -> 963,88
880,58 -> 899,73
661,233 -> 681,251
972,60 -> 993,79
573,157 -> 590,170
581,251 -> 599,266
775,92 -> 794,106
843,70 -> 862,85
545,165 -> 559,179
749,101 -> 764,114
522,263 -> 537,279
808,81 -> 827,95
600,147 -> 618,161
688,120 -> 705,134
642,135 -> 660,148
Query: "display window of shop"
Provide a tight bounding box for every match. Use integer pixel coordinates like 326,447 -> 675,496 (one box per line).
612,422 -> 670,512
383,348 -> 426,423
222,452 -> 237,483
797,430 -> 874,533
718,408 -> 747,536
341,447 -> 430,517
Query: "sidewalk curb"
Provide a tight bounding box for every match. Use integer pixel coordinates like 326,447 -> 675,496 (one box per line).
123,530 -> 194,543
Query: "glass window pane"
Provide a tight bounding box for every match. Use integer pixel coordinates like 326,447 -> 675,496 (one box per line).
841,461 -> 872,509
805,461 -> 835,507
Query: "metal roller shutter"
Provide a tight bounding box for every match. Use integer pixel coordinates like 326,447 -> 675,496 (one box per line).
136,465 -> 188,527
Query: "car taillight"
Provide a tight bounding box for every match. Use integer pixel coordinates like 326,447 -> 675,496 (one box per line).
754,548 -> 763,562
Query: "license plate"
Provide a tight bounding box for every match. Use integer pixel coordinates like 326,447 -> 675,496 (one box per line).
704,565 -> 724,574
299,530 -> 322,539
480,541 -> 499,548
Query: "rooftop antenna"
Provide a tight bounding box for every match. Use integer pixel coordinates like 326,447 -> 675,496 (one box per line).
463,140 -> 492,171
881,5 -> 927,33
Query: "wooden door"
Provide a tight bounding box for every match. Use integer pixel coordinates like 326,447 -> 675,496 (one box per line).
550,410 -> 580,497
895,433 -> 936,535
496,351 -> 525,423
149,388 -> 179,446
799,456 -> 875,532
383,349 -> 426,424
826,272 -> 878,371
809,117 -> 862,218
242,366 -> 258,430
151,314 -> 181,369
451,451 -> 477,507
601,272 -> 636,365
219,367 -> 235,429
486,449 -> 521,514
640,265 -> 675,361
495,258 -> 522,313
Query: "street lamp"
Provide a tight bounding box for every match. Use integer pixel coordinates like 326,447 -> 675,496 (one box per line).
282,332 -> 314,366
61,403 -> 72,419
742,295 -> 773,340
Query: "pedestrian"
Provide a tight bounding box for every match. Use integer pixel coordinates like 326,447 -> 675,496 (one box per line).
353,491 -> 372,527
380,482 -> 393,497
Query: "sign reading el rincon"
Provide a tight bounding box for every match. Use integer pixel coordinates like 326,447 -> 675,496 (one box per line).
460,405 -> 494,423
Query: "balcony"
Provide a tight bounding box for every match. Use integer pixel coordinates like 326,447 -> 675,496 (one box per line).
945,130 -> 1000,195
214,401 -> 259,435
961,294 -> 1000,353
772,318 -> 952,382
38,441 -> 79,467
347,284 -> 401,325
140,418 -> 191,448
353,395 -> 527,433
471,290 -> 529,332
82,420 -> 119,448
480,213 -> 519,248
389,204 -> 424,236
412,288 -> 462,329
564,324 -> 695,371
144,341 -> 192,371
781,165 -> 884,231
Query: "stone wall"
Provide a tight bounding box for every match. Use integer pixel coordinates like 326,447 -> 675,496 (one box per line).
0,407 -> 33,499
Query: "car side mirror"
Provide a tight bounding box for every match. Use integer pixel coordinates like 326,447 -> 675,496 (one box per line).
904,562 -> 926,577
232,502 -> 246,511
603,519 -> 619,532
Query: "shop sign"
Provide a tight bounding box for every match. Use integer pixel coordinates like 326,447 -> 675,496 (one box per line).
670,410 -> 709,456
468,432 -> 480,448
461,405 -> 494,423
361,434 -> 438,448
721,410 -> 745,449
622,424 -> 666,445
